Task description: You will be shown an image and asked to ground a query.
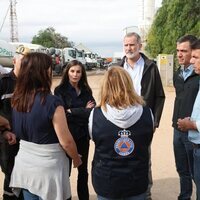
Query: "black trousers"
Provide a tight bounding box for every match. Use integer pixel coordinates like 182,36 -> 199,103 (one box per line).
68,136 -> 90,200
0,140 -> 23,200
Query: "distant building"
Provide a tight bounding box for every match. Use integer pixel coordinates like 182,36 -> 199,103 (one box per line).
123,0 -> 156,43
138,0 -> 156,42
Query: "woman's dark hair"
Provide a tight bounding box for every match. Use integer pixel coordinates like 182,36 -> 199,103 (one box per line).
12,52 -> 53,112
59,60 -> 92,94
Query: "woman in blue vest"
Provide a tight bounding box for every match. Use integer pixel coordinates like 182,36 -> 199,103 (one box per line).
89,66 -> 154,200
54,60 -> 95,200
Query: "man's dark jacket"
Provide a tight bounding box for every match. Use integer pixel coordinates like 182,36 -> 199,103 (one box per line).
0,70 -> 16,123
119,53 -> 165,127
172,66 -> 199,130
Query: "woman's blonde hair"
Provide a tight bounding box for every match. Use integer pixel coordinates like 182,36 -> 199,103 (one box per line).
99,66 -> 144,110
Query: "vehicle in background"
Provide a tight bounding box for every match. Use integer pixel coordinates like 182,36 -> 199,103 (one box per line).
96,57 -> 105,69
85,52 -> 96,70
75,49 -> 87,69
75,43 -> 99,70
47,47 -> 64,75
0,40 -> 16,68
62,47 -> 76,66
91,53 -> 98,68
11,42 -> 47,53
48,47 -> 78,75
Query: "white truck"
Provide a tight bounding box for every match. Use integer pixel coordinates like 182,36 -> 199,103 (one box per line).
84,51 -> 96,70
63,48 -> 87,69
75,49 -> 87,69
49,47 -> 77,75
62,47 -> 76,66
0,40 -> 16,68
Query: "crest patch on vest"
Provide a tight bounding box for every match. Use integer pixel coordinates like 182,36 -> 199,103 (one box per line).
114,129 -> 134,156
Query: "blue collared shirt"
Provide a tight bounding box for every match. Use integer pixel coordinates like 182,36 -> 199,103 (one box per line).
188,80 -> 200,144
181,64 -> 193,80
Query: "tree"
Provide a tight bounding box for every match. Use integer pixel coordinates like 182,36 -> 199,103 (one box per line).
31,27 -> 74,48
145,0 -> 200,58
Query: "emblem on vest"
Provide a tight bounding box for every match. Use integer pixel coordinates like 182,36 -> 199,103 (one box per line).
114,129 -> 134,156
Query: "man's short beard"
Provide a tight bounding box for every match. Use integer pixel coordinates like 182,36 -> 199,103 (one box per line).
126,52 -> 136,59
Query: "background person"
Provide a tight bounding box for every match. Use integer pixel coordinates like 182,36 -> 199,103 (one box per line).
54,60 -> 95,200
0,115 -> 10,132
89,66 -> 154,200
0,115 -> 16,146
0,46 -> 30,200
172,35 -> 198,200
177,39 -> 200,200
9,52 -> 82,200
120,32 -> 165,200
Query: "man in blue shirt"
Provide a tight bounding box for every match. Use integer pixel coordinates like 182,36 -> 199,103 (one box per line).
178,39 -> 200,200
172,35 -> 198,200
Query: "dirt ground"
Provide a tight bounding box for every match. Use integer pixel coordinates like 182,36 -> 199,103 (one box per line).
0,70 -> 196,200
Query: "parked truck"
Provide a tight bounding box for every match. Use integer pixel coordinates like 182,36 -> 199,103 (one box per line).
75,49 -> 87,69
0,40 -> 15,68
84,51 -> 96,70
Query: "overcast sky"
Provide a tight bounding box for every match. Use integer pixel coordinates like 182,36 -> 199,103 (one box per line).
0,0 -> 162,57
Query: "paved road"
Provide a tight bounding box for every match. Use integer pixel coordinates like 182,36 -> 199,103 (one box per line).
0,70 -> 196,199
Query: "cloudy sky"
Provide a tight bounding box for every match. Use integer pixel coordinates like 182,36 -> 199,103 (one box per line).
0,0 -> 162,57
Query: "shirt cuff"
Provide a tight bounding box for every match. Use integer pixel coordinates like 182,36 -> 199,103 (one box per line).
196,120 -> 200,133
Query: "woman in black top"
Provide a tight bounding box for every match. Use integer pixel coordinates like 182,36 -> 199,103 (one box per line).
54,60 -> 95,200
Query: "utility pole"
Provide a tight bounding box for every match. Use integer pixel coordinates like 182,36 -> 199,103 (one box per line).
10,0 -> 18,42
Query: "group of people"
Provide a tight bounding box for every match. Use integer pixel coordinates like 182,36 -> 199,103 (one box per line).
0,32 -> 199,200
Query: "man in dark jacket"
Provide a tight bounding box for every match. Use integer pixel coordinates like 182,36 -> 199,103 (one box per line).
172,35 -> 198,200
119,32 -> 165,200
0,46 -> 30,200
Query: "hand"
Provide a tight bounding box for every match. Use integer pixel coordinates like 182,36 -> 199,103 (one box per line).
73,154 -> 82,168
3,131 -> 16,145
177,117 -> 195,132
86,100 -> 95,109
0,116 -> 10,131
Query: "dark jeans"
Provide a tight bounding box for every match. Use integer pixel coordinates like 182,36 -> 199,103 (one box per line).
146,146 -> 152,200
193,148 -> 200,200
69,136 -> 90,200
173,128 -> 194,200
97,193 -> 146,200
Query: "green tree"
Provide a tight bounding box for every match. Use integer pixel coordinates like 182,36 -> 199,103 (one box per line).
146,0 -> 200,58
31,27 -> 73,48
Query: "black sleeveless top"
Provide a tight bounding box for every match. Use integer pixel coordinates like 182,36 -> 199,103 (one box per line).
91,106 -> 153,198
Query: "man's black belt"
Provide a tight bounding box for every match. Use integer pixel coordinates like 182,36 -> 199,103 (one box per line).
192,143 -> 200,149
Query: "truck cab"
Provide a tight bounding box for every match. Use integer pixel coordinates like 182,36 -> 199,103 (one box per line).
62,47 -> 76,66
75,49 -> 87,69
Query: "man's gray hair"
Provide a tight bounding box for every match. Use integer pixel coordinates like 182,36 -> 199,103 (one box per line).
124,32 -> 142,44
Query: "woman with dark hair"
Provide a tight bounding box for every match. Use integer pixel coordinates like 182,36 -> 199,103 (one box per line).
54,60 -> 95,200
10,52 -> 82,200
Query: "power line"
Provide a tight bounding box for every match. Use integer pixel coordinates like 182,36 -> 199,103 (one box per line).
0,3 -> 10,33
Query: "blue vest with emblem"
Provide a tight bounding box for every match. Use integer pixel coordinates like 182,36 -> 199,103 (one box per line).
91,106 -> 153,199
